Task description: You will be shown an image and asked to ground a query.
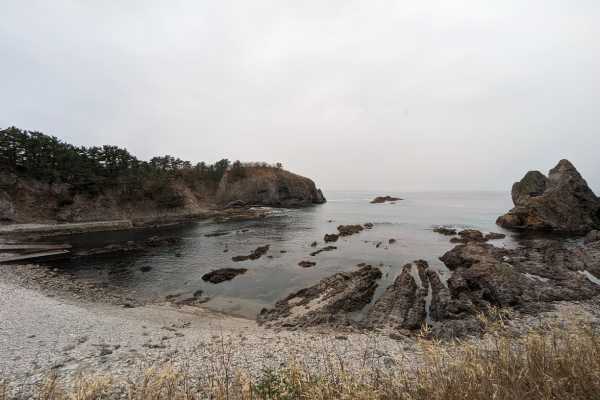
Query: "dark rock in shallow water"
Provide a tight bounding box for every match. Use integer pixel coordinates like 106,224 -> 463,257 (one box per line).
257,265 -> 382,328
484,232 -> 506,241
205,231 -> 230,237
497,159 -> 600,233
433,227 -> 457,236
324,234 -> 339,243
337,224 -> 364,237
310,246 -> 337,256
202,268 -> 248,283
231,245 -> 270,262
140,266 -> 152,273
450,229 -> 486,243
298,260 -> 316,268
370,196 -> 402,204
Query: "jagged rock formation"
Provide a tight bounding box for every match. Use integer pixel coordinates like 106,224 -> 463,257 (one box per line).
257,265 -> 382,328
366,261 -> 429,330
261,229 -> 600,337
497,159 -> 600,233
216,167 -> 326,208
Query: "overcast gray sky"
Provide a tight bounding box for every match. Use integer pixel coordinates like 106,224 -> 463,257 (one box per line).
1,1 -> 599,192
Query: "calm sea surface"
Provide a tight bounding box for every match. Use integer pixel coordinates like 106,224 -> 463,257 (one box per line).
46,191 -> 516,319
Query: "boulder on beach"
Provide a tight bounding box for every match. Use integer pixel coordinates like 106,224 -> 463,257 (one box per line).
497,160 -> 600,233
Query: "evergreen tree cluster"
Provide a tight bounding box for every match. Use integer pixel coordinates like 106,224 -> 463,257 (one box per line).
0,127 -> 232,207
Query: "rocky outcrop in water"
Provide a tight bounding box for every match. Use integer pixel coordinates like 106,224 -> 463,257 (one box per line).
202,268 -> 248,283
370,196 -> 402,204
231,245 -> 270,262
262,233 -> 600,337
310,246 -> 337,256
216,167 -> 326,208
433,227 -> 457,236
497,160 -> 600,233
257,265 -> 382,328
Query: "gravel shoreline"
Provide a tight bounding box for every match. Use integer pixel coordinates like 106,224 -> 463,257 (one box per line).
2,262 -> 600,399
0,264 -> 421,398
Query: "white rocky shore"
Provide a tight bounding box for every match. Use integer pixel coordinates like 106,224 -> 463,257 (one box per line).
2,260 -> 600,399
0,264 -> 422,398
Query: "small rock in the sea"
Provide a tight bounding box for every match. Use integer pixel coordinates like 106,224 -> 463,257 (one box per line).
389,238 -> 396,244
205,231 -> 229,237
280,250 -> 287,253
324,233 -> 339,243
298,261 -> 316,268
364,222 -> 374,229
140,266 -> 152,272
232,245 -> 270,262
193,289 -> 203,298
310,246 -> 338,256
310,241 -> 318,247
433,226 -> 457,236
370,196 -> 402,204
175,252 -> 182,257
202,268 -> 248,283
337,224 -> 364,237
375,241 -> 382,248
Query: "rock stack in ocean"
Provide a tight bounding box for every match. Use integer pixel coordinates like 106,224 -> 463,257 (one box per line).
497,159 -> 600,233
216,167 -> 326,208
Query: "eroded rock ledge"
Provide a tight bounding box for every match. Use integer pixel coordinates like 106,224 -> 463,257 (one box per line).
259,230 -> 600,338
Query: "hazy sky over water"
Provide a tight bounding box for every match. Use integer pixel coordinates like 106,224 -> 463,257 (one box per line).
2,1 -> 599,192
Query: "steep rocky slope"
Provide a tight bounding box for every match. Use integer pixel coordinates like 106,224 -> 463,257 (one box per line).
0,166 -> 325,225
216,167 -> 325,208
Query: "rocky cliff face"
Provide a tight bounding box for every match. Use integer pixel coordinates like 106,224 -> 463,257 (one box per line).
216,167 -> 326,208
0,166 -> 326,224
497,159 -> 600,233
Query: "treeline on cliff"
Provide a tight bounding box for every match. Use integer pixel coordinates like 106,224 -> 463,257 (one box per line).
0,127 -> 239,208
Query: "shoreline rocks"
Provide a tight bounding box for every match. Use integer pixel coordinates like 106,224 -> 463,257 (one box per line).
497,159 -> 600,233
257,265 -> 382,328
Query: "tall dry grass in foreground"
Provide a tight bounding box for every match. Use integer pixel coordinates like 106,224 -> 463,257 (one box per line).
5,323 -> 599,400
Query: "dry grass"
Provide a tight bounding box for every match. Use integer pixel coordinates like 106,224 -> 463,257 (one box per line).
3,321 -> 599,400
